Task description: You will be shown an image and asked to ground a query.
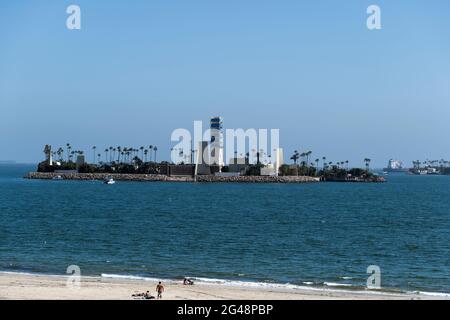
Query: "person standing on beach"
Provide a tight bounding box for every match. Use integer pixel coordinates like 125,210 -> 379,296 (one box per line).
156,282 -> 164,299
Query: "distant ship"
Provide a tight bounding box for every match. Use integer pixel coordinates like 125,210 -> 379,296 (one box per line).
383,159 -> 408,173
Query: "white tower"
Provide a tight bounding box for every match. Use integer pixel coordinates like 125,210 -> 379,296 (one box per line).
44,145 -> 53,166
210,116 -> 224,168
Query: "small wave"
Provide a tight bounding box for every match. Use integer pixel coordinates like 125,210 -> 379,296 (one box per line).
324,282 -> 354,287
101,273 -> 169,283
408,290 -> 450,297
191,277 -> 306,290
0,271 -> 43,277
0,270 -> 72,279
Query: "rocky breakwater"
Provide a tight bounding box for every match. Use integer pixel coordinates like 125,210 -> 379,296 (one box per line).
25,172 -> 194,182
26,172 -> 320,183
196,175 -> 320,183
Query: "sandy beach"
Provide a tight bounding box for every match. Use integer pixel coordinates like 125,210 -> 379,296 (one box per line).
1,272 -> 448,300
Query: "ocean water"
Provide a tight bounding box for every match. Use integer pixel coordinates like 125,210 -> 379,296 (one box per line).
1,164 -> 450,294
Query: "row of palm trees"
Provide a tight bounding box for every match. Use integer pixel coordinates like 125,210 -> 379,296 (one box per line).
55,144 -> 159,165
413,159 -> 450,169
290,150 -> 371,171
290,150 -> 313,166
93,145 -> 158,164
51,145 -> 84,162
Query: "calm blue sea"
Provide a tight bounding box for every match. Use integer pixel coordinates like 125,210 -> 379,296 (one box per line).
1,164 -> 450,294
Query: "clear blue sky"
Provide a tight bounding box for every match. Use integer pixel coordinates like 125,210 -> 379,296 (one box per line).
1,0 -> 449,167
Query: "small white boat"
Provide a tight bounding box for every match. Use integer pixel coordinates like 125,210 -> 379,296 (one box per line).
104,177 -> 116,185
52,175 -> 63,180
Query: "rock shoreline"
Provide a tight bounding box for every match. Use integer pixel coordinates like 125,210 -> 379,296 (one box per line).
25,172 -> 320,183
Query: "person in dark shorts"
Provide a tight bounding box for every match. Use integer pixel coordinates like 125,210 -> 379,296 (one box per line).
156,282 -> 164,299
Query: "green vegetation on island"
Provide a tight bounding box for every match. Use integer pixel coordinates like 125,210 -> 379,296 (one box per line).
36,144 -> 384,182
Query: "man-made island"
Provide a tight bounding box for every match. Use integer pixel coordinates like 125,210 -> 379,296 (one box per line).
26,171 -> 320,183
26,144 -> 385,183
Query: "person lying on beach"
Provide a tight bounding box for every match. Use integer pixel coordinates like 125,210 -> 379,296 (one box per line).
183,278 -> 194,285
132,291 -> 155,300
132,292 -> 145,297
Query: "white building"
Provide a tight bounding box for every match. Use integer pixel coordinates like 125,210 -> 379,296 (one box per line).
261,148 -> 284,176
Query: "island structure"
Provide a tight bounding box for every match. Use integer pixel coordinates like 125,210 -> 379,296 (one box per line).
26,117 -> 385,183
381,158 -> 450,176
409,159 -> 450,175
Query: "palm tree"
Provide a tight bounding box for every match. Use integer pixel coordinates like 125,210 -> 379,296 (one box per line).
144,149 -> 148,162
306,151 -> 312,166
153,146 -> 158,162
415,160 -> 422,170
66,143 -> 70,162
290,150 -> 300,165
104,148 -> 109,163
140,146 -> 144,161
56,147 -> 64,162
149,145 -> 153,162
364,158 -> 371,171
97,153 -> 101,163
92,146 -> 97,164
300,152 -> 306,167
322,157 -> 326,170
117,146 -> 122,163
345,160 -> 349,170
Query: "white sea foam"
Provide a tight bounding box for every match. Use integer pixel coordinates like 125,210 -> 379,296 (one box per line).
324,282 -> 354,287
191,277 -> 309,290
0,271 -> 43,277
408,290 -> 450,297
101,273 -> 173,283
